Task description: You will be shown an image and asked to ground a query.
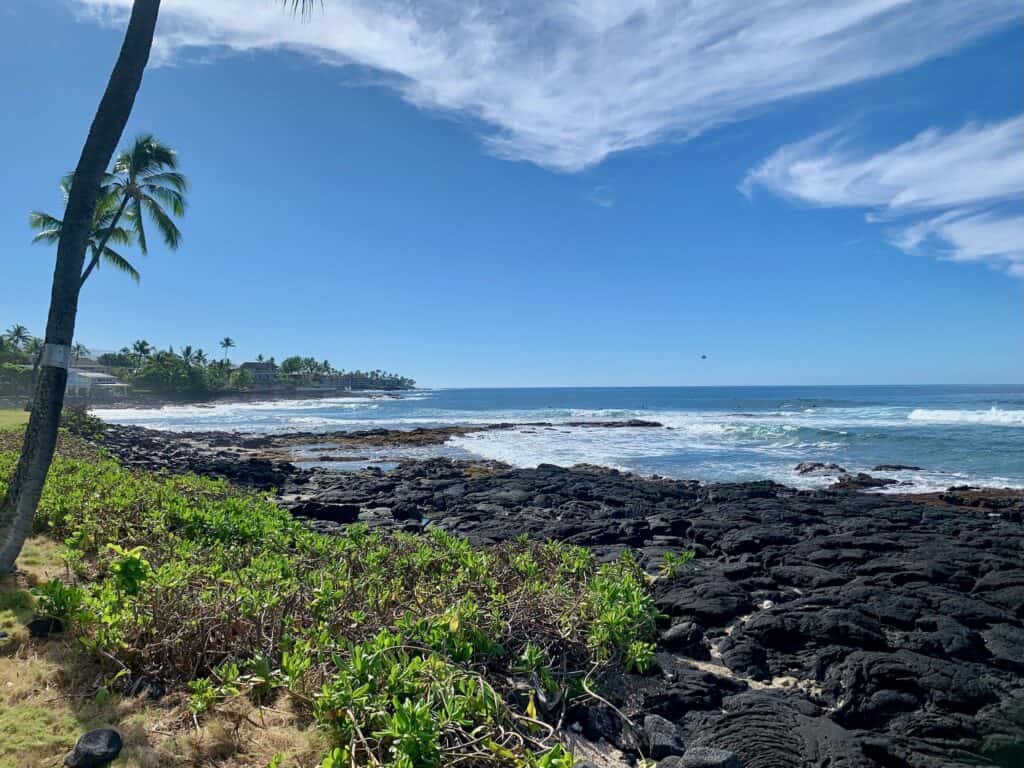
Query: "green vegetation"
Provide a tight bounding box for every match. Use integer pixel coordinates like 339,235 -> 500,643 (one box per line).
0,433 -> 662,767
2,324 -> 417,398
278,356 -> 416,390
0,411 -> 29,430
30,135 -> 187,287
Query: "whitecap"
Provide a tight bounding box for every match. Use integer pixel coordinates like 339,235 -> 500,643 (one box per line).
907,407 -> 1024,426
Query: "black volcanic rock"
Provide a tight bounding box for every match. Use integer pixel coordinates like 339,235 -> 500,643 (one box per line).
794,461 -> 847,475
831,472 -> 899,490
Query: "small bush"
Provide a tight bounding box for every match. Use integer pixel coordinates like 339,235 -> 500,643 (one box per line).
59,406 -> 106,439
658,550 -> 695,579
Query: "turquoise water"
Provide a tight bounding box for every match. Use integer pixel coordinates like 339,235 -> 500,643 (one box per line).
96,385 -> 1024,492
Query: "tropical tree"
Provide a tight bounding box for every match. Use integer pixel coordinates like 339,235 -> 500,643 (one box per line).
24,338 -> 44,359
79,134 -> 187,285
4,325 -> 30,350
30,182 -> 137,285
71,343 -> 90,363
131,339 -> 152,369
0,0 -> 319,573
219,337 -> 235,362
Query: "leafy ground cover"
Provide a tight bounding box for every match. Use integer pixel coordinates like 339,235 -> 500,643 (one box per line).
0,429 -> 665,767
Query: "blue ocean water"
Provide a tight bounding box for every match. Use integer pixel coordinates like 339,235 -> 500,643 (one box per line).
96,385 -> 1024,492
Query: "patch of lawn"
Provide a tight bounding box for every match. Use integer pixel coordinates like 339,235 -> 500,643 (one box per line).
0,409 -> 28,429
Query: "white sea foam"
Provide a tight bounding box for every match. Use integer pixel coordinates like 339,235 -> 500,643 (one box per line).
907,407 -> 1024,426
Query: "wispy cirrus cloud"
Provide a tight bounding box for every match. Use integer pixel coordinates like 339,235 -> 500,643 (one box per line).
588,185 -> 615,208
742,115 -> 1024,276
73,0 -> 1021,172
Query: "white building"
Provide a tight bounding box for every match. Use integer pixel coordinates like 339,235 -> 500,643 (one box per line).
66,369 -> 129,400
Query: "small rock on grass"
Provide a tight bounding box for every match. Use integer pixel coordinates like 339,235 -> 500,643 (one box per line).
64,729 -> 123,768
27,616 -> 65,637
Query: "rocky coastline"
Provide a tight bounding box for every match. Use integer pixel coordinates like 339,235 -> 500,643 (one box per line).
95,423 -> 1024,767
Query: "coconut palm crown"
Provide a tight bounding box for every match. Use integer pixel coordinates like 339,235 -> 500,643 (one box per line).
101,134 -> 188,259
30,181 -> 137,283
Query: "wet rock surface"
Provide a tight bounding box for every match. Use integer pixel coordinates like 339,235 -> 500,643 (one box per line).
97,424 -> 1024,767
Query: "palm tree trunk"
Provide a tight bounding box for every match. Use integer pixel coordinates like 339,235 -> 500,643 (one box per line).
0,0 -> 161,574
80,195 -> 133,286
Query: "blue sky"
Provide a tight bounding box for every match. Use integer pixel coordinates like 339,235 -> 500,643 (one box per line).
2,0 -> 1022,387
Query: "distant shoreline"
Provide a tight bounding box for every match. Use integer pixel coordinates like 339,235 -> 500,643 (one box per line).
86,386 -> 414,411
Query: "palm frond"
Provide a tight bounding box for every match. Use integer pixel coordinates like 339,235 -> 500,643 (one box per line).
142,194 -> 182,248
29,210 -> 63,245
132,197 -> 148,254
116,134 -> 178,177
94,223 -> 133,247
285,0 -> 322,16
100,246 -> 141,283
31,229 -> 62,245
29,210 -> 63,231
144,185 -> 186,216
140,170 -> 188,192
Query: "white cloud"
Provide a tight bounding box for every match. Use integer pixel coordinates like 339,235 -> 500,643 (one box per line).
73,0 -> 1021,172
742,115 -> 1024,276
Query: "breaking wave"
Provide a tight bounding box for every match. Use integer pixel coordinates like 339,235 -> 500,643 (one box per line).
907,407 -> 1024,426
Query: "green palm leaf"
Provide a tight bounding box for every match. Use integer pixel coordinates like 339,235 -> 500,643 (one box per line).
141,193 -> 182,247
143,186 -> 186,217
99,246 -> 141,283
131,197 -> 148,254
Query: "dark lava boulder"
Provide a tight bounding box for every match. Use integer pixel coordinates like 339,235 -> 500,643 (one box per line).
831,473 -> 899,490
643,713 -> 686,759
64,729 -> 123,768
795,461 -> 846,476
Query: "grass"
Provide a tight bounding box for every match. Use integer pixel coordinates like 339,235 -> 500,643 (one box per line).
0,409 -> 28,429
0,431 -> 669,767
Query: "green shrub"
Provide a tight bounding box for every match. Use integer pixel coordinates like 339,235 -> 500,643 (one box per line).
59,405 -> 107,439
658,550 -> 695,579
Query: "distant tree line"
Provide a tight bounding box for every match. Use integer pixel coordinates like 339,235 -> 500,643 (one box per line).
98,342 -> 415,393
277,356 -> 415,390
2,324 -> 90,397
3,325 -> 415,397
97,341 -> 252,395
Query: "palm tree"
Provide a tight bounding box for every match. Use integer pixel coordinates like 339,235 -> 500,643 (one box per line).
131,339 -> 152,369
194,349 -> 208,366
219,337 -> 235,362
4,325 -> 30,350
71,343 -> 90,364
30,182 -> 138,285
1,0 -> 319,573
24,338 -> 44,358
78,135 -> 188,285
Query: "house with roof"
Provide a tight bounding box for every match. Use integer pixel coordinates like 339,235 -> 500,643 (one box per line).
239,361 -> 279,389
66,369 -> 129,401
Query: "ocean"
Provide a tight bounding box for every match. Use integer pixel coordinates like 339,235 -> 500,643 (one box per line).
94,385 -> 1024,493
